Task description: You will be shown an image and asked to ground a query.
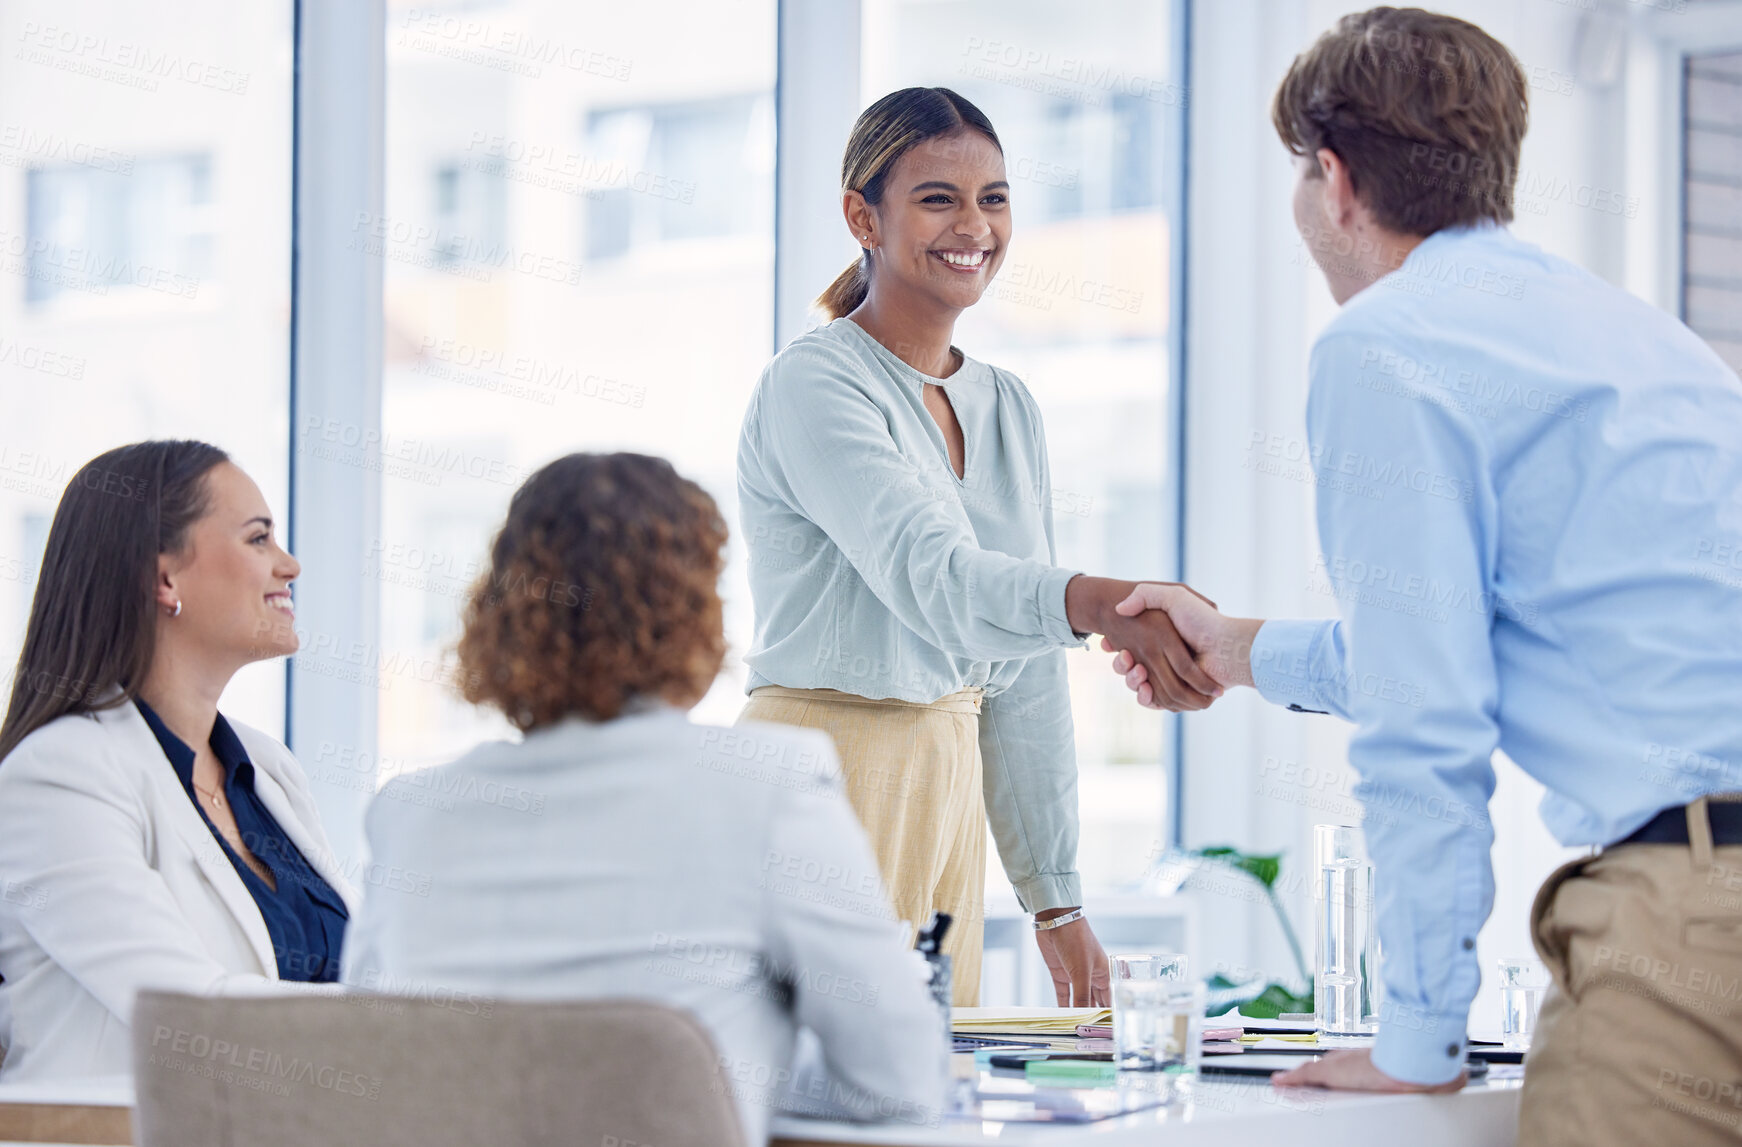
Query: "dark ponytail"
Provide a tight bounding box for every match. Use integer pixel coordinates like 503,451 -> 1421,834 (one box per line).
815,86 -> 1001,320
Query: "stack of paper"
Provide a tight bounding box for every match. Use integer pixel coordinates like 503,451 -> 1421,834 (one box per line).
951,1007 -> 1113,1035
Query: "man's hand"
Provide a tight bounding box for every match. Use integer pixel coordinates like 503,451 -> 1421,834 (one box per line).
1273,1048 -> 1465,1093
1065,576 -> 1223,711
1033,911 -> 1110,1007
1098,584 -> 1264,710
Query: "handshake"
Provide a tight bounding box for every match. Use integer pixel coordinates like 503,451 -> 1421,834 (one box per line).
1086,582 -> 1266,712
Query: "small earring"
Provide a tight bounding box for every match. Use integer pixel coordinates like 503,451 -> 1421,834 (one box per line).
170,600 -> 182,618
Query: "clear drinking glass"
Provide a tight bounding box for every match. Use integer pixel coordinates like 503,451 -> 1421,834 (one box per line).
1497,958 -> 1550,1050
1314,825 -> 1381,1041
1110,953 -> 1188,1073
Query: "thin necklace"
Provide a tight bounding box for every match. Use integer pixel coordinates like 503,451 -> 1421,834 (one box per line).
194,780 -> 226,810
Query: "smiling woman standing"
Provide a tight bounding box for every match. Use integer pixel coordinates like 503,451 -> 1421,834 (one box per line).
737,88 -> 1219,1006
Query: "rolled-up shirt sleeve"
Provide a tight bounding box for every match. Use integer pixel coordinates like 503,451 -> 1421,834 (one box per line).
1303,330 -> 1503,1085
978,648 -> 1082,912
751,349 -> 1080,661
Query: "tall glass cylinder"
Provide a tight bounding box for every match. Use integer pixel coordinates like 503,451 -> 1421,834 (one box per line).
1314,824 -> 1381,1040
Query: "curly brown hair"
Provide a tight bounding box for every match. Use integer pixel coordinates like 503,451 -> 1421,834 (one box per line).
456,453 -> 728,729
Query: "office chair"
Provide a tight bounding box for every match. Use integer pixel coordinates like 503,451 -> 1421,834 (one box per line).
132,990 -> 747,1147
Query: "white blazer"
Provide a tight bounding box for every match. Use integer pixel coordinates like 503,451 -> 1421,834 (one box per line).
342,705 -> 944,1145
0,699 -> 358,1082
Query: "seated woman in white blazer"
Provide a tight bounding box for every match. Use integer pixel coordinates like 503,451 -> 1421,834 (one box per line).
0,440 -> 356,1082
341,453 -> 944,1144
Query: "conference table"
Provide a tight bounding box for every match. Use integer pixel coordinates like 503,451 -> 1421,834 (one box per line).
0,1071 -> 1522,1146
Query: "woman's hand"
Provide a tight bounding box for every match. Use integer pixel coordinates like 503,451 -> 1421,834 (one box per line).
1034,910 -> 1110,1007
1099,584 -> 1265,709
1065,576 -> 1224,711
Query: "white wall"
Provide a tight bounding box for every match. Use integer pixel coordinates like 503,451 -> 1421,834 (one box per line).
1178,0 -> 1720,1030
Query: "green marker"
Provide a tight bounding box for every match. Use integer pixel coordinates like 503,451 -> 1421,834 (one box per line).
1025,1059 -> 1118,1086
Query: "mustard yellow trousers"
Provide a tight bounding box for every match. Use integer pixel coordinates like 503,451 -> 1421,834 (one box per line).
739,685 -> 986,1006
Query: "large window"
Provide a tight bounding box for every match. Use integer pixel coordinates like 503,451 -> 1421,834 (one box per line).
370,0 -> 1183,889
0,0 -> 293,733
374,0 -> 776,775
861,0 -> 1186,893
1684,50 -> 1742,374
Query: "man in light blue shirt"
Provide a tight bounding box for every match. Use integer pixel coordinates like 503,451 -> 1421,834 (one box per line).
1111,10 -> 1742,1143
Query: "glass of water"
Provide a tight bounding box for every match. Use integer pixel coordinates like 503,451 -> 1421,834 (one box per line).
1110,953 -> 1188,1073
1497,957 -> 1550,1050
1314,824 -> 1381,1042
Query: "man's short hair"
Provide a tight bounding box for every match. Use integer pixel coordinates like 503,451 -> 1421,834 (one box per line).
1272,6 -> 1529,236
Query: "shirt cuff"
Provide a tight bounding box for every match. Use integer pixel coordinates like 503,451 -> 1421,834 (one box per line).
1249,619 -> 1336,711
1037,567 -> 1085,648
1371,1011 -> 1468,1086
1013,871 -> 1082,914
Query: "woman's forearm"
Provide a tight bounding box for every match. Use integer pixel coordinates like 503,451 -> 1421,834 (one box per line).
1063,574 -> 1137,637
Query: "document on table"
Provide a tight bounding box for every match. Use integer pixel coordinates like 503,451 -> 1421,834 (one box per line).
952,1007 -> 1112,1035
1208,1007 -> 1317,1032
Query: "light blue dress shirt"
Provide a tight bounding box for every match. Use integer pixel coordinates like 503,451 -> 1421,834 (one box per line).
1251,223 -> 1742,1084
737,317 -> 1086,911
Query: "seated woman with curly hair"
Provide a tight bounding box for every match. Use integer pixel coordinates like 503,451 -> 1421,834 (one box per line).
340,453 -> 943,1144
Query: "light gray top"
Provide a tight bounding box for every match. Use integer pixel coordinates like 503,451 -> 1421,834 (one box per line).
340,706 -> 944,1145
737,318 -> 1084,911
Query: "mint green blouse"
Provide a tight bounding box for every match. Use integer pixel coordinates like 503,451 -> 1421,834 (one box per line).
737,318 -> 1085,911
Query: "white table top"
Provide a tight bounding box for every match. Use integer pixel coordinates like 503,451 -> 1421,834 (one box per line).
0,1070 -> 1521,1147
771,1077 -> 1522,1146
0,1077 -> 131,1108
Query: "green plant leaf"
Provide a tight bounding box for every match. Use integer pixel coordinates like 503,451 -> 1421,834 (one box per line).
1238,982 -> 1314,1019
1195,846 -> 1283,890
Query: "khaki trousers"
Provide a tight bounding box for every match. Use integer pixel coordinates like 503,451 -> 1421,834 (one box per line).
738,685 -> 986,1006
1522,796 -> 1742,1145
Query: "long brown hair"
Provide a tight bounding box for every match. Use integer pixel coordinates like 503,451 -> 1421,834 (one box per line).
0,441 -> 229,761
816,87 -> 1002,321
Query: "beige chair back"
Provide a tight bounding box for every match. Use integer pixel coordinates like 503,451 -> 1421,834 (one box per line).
132,990 -> 748,1147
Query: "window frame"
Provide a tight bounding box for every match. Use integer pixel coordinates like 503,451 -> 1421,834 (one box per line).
772,0 -> 1193,855
286,0 -> 1192,864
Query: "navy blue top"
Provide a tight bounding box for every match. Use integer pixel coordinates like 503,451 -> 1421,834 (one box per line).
135,698 -> 348,982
